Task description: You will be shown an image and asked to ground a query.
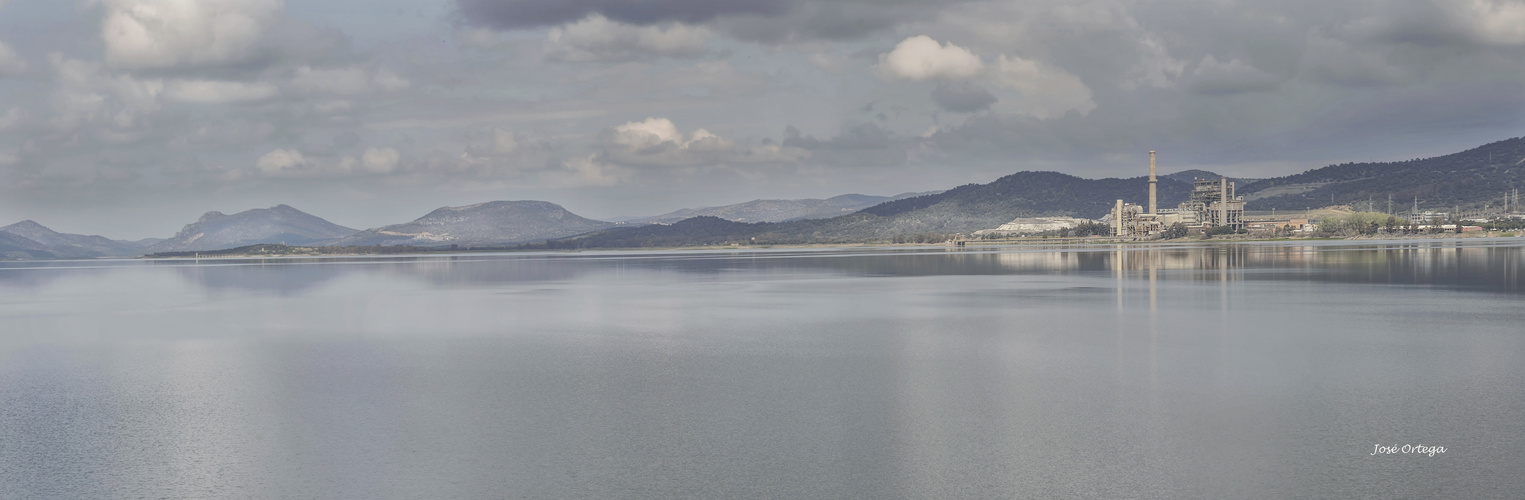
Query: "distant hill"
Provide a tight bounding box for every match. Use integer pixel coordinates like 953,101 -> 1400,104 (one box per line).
0,232 -> 67,260
0,220 -> 146,257
622,192 -> 940,224
1241,136 -> 1525,211
854,171 -> 1189,225
532,172 -> 1190,248
334,200 -> 615,247
1162,170 -> 1261,187
148,204 -> 357,253
13,135 -> 1523,257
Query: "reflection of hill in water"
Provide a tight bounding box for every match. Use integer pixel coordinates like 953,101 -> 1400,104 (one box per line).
374,256 -> 585,286
998,242 -> 1525,293
414,242 -> 1524,294
169,260 -> 360,295
533,243 -> 1522,293
160,256 -> 592,294
153,241 -> 1525,295
0,264 -> 110,290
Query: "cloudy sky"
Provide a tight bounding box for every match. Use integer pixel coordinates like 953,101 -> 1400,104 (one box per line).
1,0 -> 1523,238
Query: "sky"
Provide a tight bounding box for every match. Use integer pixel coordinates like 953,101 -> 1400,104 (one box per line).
1,0 -> 1523,239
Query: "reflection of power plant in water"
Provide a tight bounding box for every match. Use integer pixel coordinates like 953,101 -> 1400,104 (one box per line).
1105,151 -> 1247,237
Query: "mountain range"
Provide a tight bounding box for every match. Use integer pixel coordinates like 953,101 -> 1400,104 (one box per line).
1,220 -> 151,258
617,192 -> 940,224
0,231 -> 71,260
1242,136 -> 1525,211
530,172 -> 1192,248
333,200 -> 615,247
3,135 -> 1522,258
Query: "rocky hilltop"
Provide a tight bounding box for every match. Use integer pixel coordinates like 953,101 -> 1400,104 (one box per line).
0,231 -> 68,259
0,220 -> 147,257
147,204 -> 358,253
334,200 -> 615,247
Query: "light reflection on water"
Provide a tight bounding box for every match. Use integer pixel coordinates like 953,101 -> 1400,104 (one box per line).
0,239 -> 1522,498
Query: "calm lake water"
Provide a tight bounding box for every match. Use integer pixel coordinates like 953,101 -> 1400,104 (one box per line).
2,239 -> 1523,499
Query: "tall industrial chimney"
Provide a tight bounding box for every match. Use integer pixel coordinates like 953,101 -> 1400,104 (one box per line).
1148,151 -> 1157,215
1220,178 -> 1229,227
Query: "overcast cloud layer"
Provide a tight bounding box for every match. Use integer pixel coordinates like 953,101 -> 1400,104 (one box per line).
1,0 -> 1523,238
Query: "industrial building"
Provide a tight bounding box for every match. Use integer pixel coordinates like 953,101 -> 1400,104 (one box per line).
1107,151 -> 1247,237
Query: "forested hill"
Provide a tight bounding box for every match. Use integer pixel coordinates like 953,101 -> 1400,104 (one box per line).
619,192 -> 937,224
1242,136 -> 1525,210
1162,169 -> 1261,186
533,172 -> 1191,248
859,170 -> 1190,222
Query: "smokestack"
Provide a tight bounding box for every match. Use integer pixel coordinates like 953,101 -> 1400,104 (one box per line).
1148,151 -> 1157,214
1220,178 -> 1228,226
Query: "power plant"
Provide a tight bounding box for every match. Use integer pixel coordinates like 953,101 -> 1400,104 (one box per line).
1108,151 -> 1247,237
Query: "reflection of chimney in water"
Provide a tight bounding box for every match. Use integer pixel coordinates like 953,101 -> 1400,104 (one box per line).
1148,151 -> 1157,214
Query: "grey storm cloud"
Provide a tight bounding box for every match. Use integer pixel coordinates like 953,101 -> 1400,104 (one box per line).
784,123 -> 894,151
1185,56 -> 1281,96
4,0 -> 1525,239
715,2 -> 937,42
456,0 -> 952,42
455,0 -> 793,29
779,123 -> 910,169
930,81 -> 997,113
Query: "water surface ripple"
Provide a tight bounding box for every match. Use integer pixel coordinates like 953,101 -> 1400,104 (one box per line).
1,239 -> 1521,498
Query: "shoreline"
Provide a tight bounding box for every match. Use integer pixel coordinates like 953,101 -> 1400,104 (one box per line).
116,232 -> 1525,260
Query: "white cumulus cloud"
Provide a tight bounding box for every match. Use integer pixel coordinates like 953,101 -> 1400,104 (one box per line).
0,41 -> 27,76
606,117 -> 808,167
255,148 -> 309,176
545,14 -> 711,62
490,128 -> 518,154
165,79 -> 277,103
1451,0 -> 1525,45
97,0 -> 281,70
290,66 -> 369,94
613,117 -> 692,149
361,147 -> 400,174
460,27 -> 505,49
874,35 -> 985,81
611,117 -> 737,155
0,107 -> 22,131
1125,34 -> 1187,90
992,55 -> 1096,119
807,52 -> 845,73
45,56 -> 172,131
461,127 -> 523,161
543,154 -> 632,187
255,147 -> 404,178
372,68 -> 411,91
290,65 -> 410,94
